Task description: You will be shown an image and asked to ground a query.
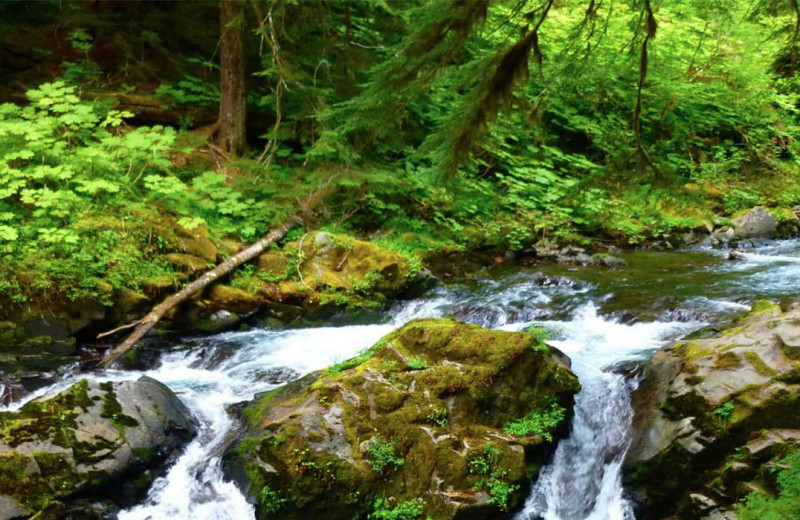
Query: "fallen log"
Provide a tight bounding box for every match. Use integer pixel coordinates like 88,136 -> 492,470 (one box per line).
98,216 -> 299,368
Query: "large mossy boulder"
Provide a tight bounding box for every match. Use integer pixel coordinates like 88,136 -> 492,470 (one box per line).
226,319 -> 580,520
0,376 -> 196,519
187,231 -> 422,330
624,300 -> 800,519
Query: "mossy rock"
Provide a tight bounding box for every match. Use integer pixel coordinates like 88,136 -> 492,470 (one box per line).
625,300 -> 800,518
226,319 -> 580,520
164,253 -> 211,272
0,377 -> 196,518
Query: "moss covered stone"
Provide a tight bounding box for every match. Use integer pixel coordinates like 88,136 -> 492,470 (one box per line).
625,300 -> 800,519
0,377 -> 196,518
227,318 -> 580,520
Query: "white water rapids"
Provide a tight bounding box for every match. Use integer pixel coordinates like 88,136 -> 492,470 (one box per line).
6,242 -> 800,520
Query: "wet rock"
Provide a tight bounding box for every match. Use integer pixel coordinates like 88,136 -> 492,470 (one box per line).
530,242 -> 626,267
707,226 -> 736,247
226,319 -> 580,520
624,300 -> 800,518
245,366 -> 299,385
0,381 -> 25,406
727,250 -> 747,261
605,359 -> 643,380
731,206 -> 777,239
0,376 -> 196,519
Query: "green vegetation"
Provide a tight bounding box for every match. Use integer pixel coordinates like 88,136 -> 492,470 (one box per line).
736,450 -> 800,520
528,326 -> 557,346
406,357 -> 429,370
368,497 -> 425,520
1,0 -> 799,315
259,485 -> 288,514
468,444 -> 519,511
367,438 -> 405,473
713,402 -> 735,424
504,401 -> 566,441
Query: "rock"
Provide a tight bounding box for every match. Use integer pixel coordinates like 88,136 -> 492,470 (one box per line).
184,231 -> 422,330
164,253 -> 211,272
727,251 -> 746,261
225,319 -> 580,520
624,300 -> 800,518
531,242 -> 626,267
176,230 -> 218,263
0,376 -> 196,518
731,207 -> 777,239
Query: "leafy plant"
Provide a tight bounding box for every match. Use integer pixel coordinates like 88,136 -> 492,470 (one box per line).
713,402 -> 735,424
468,444 -> 519,511
527,325 -> 556,346
504,401 -> 566,441
368,497 -> 424,520
367,438 -> 404,473
259,485 -> 288,514
406,357 -> 429,370
736,450 -> 800,520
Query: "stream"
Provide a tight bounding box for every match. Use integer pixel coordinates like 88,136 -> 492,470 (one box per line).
6,240 -> 800,519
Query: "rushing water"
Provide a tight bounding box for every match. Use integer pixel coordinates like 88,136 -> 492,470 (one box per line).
6,240 -> 800,519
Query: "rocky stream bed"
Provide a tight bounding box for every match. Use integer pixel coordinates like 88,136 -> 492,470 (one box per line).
4,224 -> 800,519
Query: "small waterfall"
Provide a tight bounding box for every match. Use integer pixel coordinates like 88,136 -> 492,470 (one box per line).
513,305 -> 701,520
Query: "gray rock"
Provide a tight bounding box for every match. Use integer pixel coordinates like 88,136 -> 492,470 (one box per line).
0,376 -> 195,518
625,300 -> 800,517
732,207 -> 777,239
0,494 -> 26,520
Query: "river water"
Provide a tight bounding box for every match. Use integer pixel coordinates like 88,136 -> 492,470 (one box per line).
6,241 -> 800,519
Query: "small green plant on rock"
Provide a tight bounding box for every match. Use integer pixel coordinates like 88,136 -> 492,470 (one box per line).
527,325 -> 557,345
368,497 -> 424,520
713,402 -> 734,425
407,357 -> 429,370
259,485 -> 288,514
504,400 -> 565,441
736,450 -> 800,520
468,443 -> 519,511
367,438 -> 404,473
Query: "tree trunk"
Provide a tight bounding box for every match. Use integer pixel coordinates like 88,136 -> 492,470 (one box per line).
97,216 -> 298,368
216,0 -> 247,155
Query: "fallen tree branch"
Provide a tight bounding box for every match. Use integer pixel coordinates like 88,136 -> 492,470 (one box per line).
97,320 -> 141,339
98,216 -> 300,368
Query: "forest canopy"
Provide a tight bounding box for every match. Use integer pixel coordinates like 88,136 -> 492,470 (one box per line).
1,0 -> 800,304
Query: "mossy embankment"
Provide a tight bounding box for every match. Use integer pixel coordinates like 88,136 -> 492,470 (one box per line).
0,229 -> 430,375
225,318 -> 580,520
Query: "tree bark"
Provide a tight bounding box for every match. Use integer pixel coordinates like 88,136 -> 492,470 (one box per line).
216,0 -> 247,155
98,216 -> 298,368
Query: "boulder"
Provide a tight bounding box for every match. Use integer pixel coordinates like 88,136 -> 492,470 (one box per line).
225,319 -> 580,520
529,242 -> 626,267
181,231 -> 422,329
0,376 -> 196,519
624,300 -> 800,519
731,207 -> 777,239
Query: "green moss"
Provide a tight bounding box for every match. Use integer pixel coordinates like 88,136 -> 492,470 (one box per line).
367,438 -> 405,473
99,382 -> 139,436
235,318 -> 579,520
743,352 -> 777,377
715,352 -> 742,369
0,450 -> 83,513
676,341 -> 715,362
